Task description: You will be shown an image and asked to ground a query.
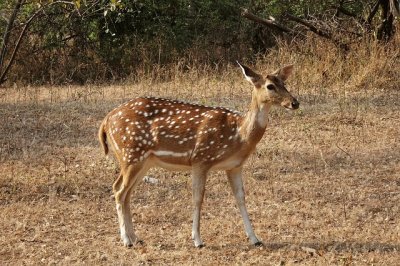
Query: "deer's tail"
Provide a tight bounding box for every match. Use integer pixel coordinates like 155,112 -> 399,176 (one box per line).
98,118 -> 109,155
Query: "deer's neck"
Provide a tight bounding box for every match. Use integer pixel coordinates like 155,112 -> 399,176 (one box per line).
239,94 -> 271,145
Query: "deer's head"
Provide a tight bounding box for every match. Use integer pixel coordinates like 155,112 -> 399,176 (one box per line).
237,62 -> 299,110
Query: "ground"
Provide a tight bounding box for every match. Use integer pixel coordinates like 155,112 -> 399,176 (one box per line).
0,79 -> 399,265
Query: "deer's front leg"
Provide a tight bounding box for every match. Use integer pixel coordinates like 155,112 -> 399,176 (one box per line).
191,166 -> 208,248
226,167 -> 262,246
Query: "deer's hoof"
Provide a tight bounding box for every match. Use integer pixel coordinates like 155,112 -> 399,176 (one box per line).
124,242 -> 133,248
195,243 -> 205,248
122,234 -> 138,248
254,241 -> 264,247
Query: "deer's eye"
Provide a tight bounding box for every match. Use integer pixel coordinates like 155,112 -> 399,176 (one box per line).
266,84 -> 275,90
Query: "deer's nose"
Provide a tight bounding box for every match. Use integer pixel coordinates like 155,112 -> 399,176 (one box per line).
291,100 -> 299,109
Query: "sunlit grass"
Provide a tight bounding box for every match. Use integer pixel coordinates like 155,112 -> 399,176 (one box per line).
0,36 -> 399,264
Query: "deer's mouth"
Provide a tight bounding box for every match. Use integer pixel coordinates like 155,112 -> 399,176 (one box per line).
282,100 -> 299,110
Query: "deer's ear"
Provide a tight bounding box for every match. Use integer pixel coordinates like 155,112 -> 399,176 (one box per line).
272,64 -> 294,81
237,61 -> 264,87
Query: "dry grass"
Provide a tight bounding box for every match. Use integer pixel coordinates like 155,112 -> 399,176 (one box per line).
1,38 -> 400,265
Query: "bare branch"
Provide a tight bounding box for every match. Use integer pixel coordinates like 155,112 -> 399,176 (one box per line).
285,13 -> 332,40
0,0 -> 78,85
0,7 -> 43,85
335,5 -> 367,25
0,0 -> 24,73
367,0 -> 380,24
284,13 -> 349,51
389,0 -> 400,17
241,8 -> 292,34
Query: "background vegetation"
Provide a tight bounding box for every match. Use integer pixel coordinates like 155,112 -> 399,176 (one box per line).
0,0 -> 399,85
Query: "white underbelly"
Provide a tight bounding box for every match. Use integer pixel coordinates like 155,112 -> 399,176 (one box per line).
145,150 -> 248,172
151,157 -> 192,171
147,150 -> 192,171
210,156 -> 245,171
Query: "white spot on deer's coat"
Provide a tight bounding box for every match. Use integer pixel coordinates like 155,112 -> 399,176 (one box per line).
153,150 -> 191,157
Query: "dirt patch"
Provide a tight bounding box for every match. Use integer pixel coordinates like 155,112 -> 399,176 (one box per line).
1,83 -> 399,264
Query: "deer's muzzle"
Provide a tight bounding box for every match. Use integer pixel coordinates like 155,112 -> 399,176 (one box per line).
282,98 -> 299,110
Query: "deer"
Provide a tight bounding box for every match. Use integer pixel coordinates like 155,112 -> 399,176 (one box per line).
98,62 -> 299,248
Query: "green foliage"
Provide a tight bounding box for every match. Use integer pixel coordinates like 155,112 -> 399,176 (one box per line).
3,0 -> 254,83
0,0 -> 395,84
96,0 -> 246,63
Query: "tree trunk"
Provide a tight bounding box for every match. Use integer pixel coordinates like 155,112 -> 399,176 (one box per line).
377,0 -> 395,41
0,0 -> 24,84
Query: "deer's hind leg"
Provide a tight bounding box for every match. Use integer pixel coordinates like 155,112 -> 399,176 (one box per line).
113,173 -> 123,194
191,165 -> 209,248
114,162 -> 149,247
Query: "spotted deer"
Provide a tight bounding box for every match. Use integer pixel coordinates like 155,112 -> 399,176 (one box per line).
98,62 -> 299,248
